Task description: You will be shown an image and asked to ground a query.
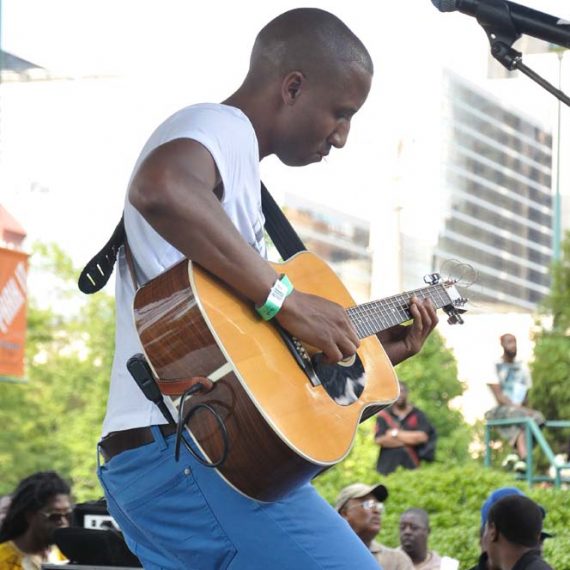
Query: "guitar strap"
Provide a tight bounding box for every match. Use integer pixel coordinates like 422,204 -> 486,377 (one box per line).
78,183 -> 305,295
77,218 -> 126,294
260,181 -> 307,259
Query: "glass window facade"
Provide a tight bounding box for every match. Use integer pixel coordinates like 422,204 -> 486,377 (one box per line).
435,73 -> 553,310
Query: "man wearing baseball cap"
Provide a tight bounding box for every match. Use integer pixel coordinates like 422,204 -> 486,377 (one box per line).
468,487 -> 554,570
483,495 -> 553,570
335,483 -> 413,570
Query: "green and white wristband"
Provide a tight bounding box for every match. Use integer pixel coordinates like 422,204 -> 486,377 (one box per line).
255,274 -> 294,321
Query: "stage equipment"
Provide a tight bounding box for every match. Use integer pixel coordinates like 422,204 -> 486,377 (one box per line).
431,0 -> 570,105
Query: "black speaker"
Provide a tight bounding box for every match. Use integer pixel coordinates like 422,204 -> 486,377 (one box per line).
54,498 -> 141,567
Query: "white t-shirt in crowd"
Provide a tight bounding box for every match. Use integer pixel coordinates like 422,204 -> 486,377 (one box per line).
487,358 -> 532,406
102,103 -> 266,437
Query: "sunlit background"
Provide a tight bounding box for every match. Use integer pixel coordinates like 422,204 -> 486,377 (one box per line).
1,0 -> 569,422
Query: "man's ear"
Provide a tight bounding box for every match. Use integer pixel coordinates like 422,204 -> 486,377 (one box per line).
281,71 -> 305,105
489,522 -> 499,543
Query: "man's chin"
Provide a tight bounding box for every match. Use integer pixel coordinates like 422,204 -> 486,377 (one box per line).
278,153 -> 322,167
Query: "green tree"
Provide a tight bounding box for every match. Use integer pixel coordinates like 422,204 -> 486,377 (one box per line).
396,329 -> 472,462
0,243 -> 114,500
529,230 -> 570,452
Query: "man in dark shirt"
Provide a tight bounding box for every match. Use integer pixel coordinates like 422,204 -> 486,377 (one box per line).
374,381 -> 435,475
468,487 -> 555,570
483,495 -> 553,570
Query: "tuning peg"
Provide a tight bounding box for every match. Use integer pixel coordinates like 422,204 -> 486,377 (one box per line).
423,272 -> 441,285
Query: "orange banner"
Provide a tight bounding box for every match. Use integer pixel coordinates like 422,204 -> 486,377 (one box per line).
0,248 -> 28,378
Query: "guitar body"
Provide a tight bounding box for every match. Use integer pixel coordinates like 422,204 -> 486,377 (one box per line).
133,251 -> 398,501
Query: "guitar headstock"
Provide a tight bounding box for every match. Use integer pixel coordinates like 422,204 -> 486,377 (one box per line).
423,272 -> 469,325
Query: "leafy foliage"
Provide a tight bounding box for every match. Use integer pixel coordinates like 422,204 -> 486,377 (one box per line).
529,231 -> 570,454
4,244 -> 568,569
0,243 -> 113,500
316,462 -> 570,569
395,330 -> 472,462
314,328 -> 472,516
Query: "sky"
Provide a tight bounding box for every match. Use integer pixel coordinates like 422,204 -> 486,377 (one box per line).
1,0 -> 570,269
1,0 -> 568,416
3,0 -> 569,77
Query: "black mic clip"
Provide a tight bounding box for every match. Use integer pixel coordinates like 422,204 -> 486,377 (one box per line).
475,0 -> 520,52
126,353 -> 176,425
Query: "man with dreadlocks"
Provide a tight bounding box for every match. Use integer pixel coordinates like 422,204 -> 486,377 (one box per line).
0,471 -> 72,569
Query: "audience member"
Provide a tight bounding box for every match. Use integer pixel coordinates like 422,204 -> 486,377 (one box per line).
485,334 -> 544,473
483,495 -> 553,570
399,508 -> 458,570
335,482 -> 413,569
375,381 -> 436,475
0,471 -> 72,569
469,487 -> 554,570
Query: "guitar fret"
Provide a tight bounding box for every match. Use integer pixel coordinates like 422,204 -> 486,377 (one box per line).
347,284 -> 452,339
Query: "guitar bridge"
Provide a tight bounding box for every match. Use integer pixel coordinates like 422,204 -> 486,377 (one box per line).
273,324 -> 321,387
273,323 -> 367,406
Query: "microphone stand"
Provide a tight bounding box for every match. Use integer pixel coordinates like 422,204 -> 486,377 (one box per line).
476,0 -> 570,106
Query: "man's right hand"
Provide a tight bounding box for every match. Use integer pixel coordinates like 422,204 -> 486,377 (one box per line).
275,290 -> 360,364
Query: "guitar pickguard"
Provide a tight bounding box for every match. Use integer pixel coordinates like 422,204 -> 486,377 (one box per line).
312,353 -> 366,406
276,324 -> 367,406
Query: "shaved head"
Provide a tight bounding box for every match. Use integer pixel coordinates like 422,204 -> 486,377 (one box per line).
248,8 -> 373,86
402,508 -> 430,529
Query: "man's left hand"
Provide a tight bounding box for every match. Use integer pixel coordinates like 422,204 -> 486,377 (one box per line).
377,296 -> 438,365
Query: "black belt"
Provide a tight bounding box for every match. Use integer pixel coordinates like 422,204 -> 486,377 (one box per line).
99,424 -> 178,462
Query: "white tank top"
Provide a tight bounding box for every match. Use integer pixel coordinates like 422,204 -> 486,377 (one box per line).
102,103 -> 266,436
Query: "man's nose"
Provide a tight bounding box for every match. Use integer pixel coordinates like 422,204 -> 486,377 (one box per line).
328,122 -> 350,149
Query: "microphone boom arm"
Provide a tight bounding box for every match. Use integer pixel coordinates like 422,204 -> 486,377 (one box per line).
477,0 -> 570,107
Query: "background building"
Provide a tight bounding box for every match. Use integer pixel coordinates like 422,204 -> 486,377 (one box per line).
1,0 -> 568,422
434,72 -> 552,311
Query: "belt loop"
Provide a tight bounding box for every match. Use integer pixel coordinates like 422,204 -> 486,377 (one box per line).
151,425 -> 169,451
96,443 -> 103,468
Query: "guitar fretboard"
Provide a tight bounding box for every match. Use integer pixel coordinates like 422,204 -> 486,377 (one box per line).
346,284 -> 451,339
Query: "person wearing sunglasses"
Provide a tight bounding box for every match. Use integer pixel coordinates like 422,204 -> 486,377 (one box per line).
336,483 -> 413,569
0,471 -> 72,569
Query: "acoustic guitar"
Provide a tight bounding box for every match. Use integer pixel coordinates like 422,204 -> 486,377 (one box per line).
133,250 -> 467,501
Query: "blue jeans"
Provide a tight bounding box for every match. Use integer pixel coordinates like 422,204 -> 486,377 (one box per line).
98,426 -> 380,570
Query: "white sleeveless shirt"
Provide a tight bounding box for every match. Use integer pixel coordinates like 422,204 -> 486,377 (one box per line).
102,104 -> 266,436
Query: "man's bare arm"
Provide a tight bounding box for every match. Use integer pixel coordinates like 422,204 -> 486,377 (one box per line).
488,383 -> 514,406
396,430 -> 429,446
374,434 -> 404,448
129,139 -> 360,362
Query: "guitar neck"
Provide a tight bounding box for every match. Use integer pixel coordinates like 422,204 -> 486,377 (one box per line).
346,283 -> 451,339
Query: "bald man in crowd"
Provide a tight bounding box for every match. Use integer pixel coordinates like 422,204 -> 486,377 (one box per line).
399,509 -> 458,569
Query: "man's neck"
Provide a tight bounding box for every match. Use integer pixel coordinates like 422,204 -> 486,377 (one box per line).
223,87 -> 274,160
499,545 -> 534,570
405,546 -> 428,565
358,531 -> 376,550
12,532 -> 48,556
502,353 -> 516,364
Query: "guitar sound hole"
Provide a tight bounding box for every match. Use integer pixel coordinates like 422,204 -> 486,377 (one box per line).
311,353 -> 366,406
